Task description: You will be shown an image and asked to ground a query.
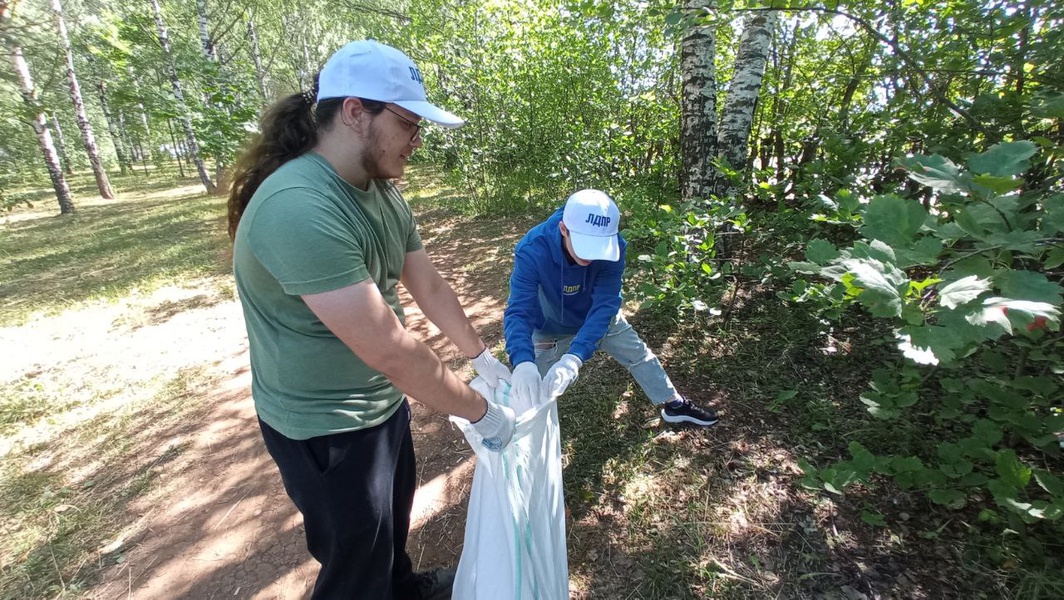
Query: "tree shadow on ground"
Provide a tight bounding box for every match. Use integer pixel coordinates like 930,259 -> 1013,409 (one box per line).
1,191 -> 229,324
558,285 -> 1013,599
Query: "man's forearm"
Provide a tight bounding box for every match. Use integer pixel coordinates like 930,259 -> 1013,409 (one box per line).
374,333 -> 487,421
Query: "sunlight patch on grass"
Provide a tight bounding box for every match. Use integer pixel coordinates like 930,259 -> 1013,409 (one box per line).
1,177 -> 229,327
0,281 -> 244,459
0,367 -> 210,598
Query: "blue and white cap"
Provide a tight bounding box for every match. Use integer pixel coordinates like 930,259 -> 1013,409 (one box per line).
317,40 -> 464,128
562,189 -> 620,262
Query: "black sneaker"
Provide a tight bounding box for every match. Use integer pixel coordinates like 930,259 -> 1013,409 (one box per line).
661,399 -> 719,427
413,567 -> 454,600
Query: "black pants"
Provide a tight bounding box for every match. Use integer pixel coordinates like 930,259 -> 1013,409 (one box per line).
259,401 -> 419,600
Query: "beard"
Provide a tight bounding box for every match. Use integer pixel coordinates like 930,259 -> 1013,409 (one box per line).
359,120 -> 404,181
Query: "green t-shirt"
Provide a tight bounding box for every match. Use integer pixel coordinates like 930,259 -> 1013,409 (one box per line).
233,152 -> 422,440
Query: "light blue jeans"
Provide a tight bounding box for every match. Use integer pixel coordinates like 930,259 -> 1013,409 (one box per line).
532,313 -> 679,405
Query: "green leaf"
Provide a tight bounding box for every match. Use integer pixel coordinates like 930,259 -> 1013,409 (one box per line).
940,458 -> 973,479
938,275 -> 991,309
895,155 -> 966,194
850,240 -> 896,264
947,255 -> 995,279
848,441 -> 877,473
988,230 -> 1046,254
837,189 -> 860,214
937,442 -> 963,462
1045,248 -> 1064,270
894,236 -> 943,268
995,449 -> 1032,489
839,258 -> 908,317
995,270 -> 1064,304
987,478 -> 1018,506
891,456 -> 924,473
972,419 -> 1004,446
859,393 -> 898,419
806,239 -> 840,264
1032,93 -> 1064,119
859,195 -> 930,246
898,325 -> 966,365
1013,376 -> 1059,397
955,204 -> 1009,238
860,510 -> 886,527
1042,194 -> 1064,235
788,261 -> 822,274
929,488 -> 967,509
966,298 -> 1061,334
972,175 -> 1023,195
967,141 -> 1038,177
1034,470 -> 1064,497
1026,502 -> 1064,521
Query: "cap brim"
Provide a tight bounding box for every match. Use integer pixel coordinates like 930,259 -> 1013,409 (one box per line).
394,100 -> 464,128
570,232 -> 620,262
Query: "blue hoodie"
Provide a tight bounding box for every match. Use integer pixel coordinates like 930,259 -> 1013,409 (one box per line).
504,207 -> 628,365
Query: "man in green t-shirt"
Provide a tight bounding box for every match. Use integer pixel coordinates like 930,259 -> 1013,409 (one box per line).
228,40 -> 514,600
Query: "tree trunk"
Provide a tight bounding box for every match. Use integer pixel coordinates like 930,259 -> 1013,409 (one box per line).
53,0 -> 114,199
150,0 -> 216,194
679,0 -> 718,205
9,44 -> 74,214
167,118 -> 186,178
97,81 -> 131,175
837,37 -> 876,133
247,12 -> 268,102
195,0 -> 231,194
714,11 -> 777,199
196,0 -> 216,61
50,111 -> 74,175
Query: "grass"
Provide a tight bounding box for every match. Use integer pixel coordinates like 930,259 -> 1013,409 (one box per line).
1,167 -> 231,598
0,167 -> 231,327
555,283 -> 1059,598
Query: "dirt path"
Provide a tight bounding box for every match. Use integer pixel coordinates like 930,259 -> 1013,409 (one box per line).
85,205 -> 537,600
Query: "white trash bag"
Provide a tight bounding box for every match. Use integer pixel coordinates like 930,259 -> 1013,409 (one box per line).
451,379 -> 568,600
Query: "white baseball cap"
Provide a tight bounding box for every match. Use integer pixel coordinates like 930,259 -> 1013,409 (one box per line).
317,40 -> 464,128
562,189 -> 620,262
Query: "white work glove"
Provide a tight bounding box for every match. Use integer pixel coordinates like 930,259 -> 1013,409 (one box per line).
471,348 -> 512,387
469,378 -> 517,451
510,361 -> 542,412
542,353 -> 582,401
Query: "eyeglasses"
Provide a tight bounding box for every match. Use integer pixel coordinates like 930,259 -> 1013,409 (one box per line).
383,106 -> 422,142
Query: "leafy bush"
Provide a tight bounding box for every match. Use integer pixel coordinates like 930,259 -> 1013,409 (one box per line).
787,141 -> 1064,548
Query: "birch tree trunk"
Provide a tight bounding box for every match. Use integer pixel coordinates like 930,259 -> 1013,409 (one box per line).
714,10 -> 777,199
8,43 -> 75,214
679,0 -> 718,205
195,0 -> 234,192
196,0 -> 216,61
247,12 -> 268,102
149,0 -> 216,194
53,0 -> 114,199
51,111 -> 73,175
97,81 -> 131,174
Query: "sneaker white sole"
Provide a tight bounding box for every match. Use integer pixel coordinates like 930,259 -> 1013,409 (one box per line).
660,410 -> 718,427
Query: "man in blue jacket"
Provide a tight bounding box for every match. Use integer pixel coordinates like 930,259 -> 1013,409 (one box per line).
503,189 -> 718,427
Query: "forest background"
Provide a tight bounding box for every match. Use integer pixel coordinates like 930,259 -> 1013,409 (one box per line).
1,0 -> 1062,598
